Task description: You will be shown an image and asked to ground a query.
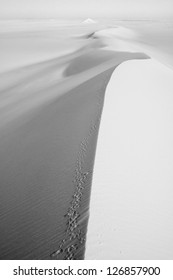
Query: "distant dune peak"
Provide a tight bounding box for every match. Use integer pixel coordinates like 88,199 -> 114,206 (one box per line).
82,18 -> 97,24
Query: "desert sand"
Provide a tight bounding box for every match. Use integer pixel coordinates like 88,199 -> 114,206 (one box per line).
0,19 -> 172,259
86,21 -> 173,259
86,58 -> 173,259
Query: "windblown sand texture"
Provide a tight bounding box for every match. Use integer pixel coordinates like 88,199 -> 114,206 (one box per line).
1,20 -> 172,259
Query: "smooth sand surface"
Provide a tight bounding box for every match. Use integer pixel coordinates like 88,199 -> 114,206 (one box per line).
1,20 -> 172,260
86,21 -> 173,259
86,59 -> 173,259
0,21 -> 148,259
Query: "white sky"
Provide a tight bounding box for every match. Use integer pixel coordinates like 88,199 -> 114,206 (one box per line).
0,0 -> 172,19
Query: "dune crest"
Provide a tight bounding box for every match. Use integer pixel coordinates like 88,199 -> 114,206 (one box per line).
82,18 -> 97,24
0,23 -> 150,259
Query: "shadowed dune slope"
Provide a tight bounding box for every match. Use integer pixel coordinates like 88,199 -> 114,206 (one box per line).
0,25 -> 149,259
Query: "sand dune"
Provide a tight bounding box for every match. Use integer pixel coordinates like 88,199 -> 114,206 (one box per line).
86,58 -> 173,259
85,22 -> 173,260
1,20 -> 172,259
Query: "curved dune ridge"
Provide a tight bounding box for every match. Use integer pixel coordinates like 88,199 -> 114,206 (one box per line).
85,23 -> 173,259
86,58 -> 173,259
1,21 -> 170,259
